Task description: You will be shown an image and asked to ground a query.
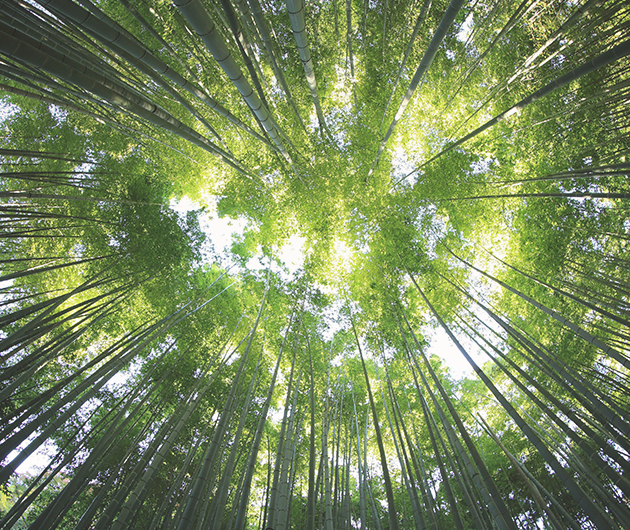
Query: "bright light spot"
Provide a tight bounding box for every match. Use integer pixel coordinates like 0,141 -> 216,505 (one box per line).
170,196 -> 308,281
330,354 -> 343,367
319,298 -> 347,343
0,99 -> 19,123
269,407 -> 284,423
474,232 -> 510,276
245,255 -> 267,272
279,234 -> 306,275
456,12 -> 474,43
424,326 -> 474,379
391,146 -> 416,185
504,106 -> 522,119
49,105 -> 67,121
332,64 -> 353,107
245,235 -> 306,279
105,370 -> 131,392
333,239 -> 354,274
471,156 -> 495,175
170,195 -> 247,255
309,109 -> 319,132
9,440 -> 56,475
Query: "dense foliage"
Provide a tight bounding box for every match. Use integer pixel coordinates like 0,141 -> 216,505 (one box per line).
1,0 -> 629,529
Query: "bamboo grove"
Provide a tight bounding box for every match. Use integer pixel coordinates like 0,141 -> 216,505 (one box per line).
0,0 -> 629,528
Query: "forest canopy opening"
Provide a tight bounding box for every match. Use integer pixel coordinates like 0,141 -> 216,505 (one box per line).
1,0 -> 630,529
